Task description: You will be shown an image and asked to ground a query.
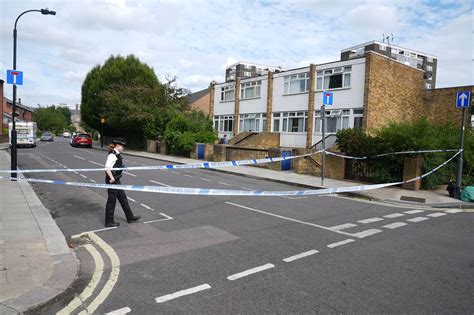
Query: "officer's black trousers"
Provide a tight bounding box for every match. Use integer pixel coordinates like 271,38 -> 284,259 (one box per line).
105,179 -> 134,224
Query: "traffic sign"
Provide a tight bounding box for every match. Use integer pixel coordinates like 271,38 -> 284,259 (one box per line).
323,91 -> 333,106
456,91 -> 471,108
6,70 -> 23,85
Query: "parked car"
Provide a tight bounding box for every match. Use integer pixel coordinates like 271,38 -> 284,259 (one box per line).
71,133 -> 93,148
40,132 -> 54,142
62,131 -> 71,138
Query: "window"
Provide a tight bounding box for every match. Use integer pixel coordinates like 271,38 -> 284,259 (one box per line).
214,115 -> 234,132
426,65 -> 433,71
353,108 -> 363,129
220,86 -> 235,101
379,45 -> 386,51
317,66 -> 351,90
313,108 -> 360,133
244,71 -> 252,77
241,81 -> 262,99
244,64 -> 252,69
272,112 -> 308,133
239,113 -> 264,132
425,83 -> 432,89
427,57 -> 433,63
284,73 -> 310,94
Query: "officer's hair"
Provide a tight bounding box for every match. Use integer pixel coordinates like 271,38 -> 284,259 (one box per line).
108,143 -> 116,153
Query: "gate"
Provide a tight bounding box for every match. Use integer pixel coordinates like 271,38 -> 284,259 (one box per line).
197,144 -> 205,160
281,151 -> 292,171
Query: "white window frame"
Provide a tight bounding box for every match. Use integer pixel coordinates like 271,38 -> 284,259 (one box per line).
314,108 -> 361,133
220,85 -> 235,102
283,73 -> 310,95
238,113 -> 265,132
426,65 -> 433,72
243,71 -> 252,77
272,111 -> 308,133
240,80 -> 262,99
425,83 -> 432,89
214,115 -> 234,132
316,66 -> 352,91
427,57 -> 433,63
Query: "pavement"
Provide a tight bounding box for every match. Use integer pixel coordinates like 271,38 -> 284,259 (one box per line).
0,150 -> 78,314
92,142 -> 470,208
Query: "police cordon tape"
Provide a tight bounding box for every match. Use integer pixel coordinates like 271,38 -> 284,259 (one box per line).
0,149 -> 461,174
0,151 -> 461,197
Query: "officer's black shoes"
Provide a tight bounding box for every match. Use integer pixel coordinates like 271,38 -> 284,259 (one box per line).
105,222 -> 120,228
127,215 -> 141,223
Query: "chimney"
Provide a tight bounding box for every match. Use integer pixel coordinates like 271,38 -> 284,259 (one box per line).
18,98 -> 21,105
76,103 -> 79,111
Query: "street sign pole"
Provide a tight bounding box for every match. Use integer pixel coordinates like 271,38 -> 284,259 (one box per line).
11,28 -> 18,180
321,105 -> 325,187
455,107 -> 466,199
101,122 -> 104,148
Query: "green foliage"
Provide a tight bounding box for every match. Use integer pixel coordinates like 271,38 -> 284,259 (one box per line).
81,54 -> 190,148
336,118 -> 473,189
33,106 -> 71,135
164,111 -> 216,155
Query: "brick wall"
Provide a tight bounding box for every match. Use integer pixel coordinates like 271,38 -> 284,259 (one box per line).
423,86 -> 473,125
208,83 -> 215,118
363,52 -> 425,131
190,93 -> 210,116
231,132 -> 280,149
233,78 -> 241,135
402,156 -> 422,190
293,149 -> 345,180
306,64 -> 316,148
265,72 -> 273,132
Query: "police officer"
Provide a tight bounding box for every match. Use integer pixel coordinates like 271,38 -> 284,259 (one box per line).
104,138 -> 140,227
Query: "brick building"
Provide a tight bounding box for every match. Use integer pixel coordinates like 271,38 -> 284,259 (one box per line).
0,80 -> 3,135
209,41 -> 472,149
187,88 -> 211,116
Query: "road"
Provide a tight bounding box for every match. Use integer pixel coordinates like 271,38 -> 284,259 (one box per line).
16,137 -> 474,314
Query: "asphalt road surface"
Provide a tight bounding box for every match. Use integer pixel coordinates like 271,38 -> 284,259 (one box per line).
16,138 -> 474,314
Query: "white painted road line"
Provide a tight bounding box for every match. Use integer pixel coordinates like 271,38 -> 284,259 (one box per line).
73,155 -> 86,160
445,209 -> 464,213
149,180 -> 171,187
140,203 -> 153,210
219,182 -> 232,186
241,187 -> 253,190
155,284 -> 211,303
404,210 -> 425,214
427,212 -> 447,218
382,222 -> 407,229
278,196 -> 308,200
227,263 -> 275,281
383,213 -> 405,218
172,171 -> 180,175
330,223 -> 357,231
127,197 -> 136,202
407,217 -> 429,223
182,174 -> 193,178
327,239 -> 354,248
144,213 -> 174,224
88,160 -> 103,166
159,212 -> 174,220
283,250 -> 319,263
226,202 -> 354,237
124,172 -> 137,177
352,229 -> 382,238
80,174 -> 88,179
89,179 -> 96,183
73,171 -> 79,174
200,178 -> 211,182
105,307 -> 131,314
357,217 -> 383,224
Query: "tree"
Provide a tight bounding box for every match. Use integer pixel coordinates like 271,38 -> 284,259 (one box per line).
33,106 -> 70,135
81,55 -> 189,147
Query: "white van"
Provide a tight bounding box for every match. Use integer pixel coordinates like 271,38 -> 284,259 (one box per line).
9,122 -> 37,148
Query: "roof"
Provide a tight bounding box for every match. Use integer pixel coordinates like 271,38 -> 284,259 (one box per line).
3,97 -> 34,112
187,88 -> 209,104
341,40 -> 437,59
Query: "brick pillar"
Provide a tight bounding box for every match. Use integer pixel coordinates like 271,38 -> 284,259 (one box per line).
233,78 -> 241,136
402,156 -> 423,190
306,64 -> 316,148
208,82 -> 215,118
362,53 -> 372,131
266,72 -> 273,132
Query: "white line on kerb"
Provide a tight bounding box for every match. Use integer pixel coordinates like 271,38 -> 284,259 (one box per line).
140,203 -> 153,210
358,217 -> 383,224
427,212 -> 447,217
88,160 -> 103,166
155,284 -> 211,303
330,223 -> 357,231
407,217 -> 429,223
327,239 -> 354,248
383,213 -> 405,218
127,197 -> 136,202
73,155 -> 86,160
225,202 -> 354,237
227,263 -> 275,281
105,307 -> 131,314
149,180 -> 171,187
283,250 -> 319,263
382,222 -> 407,229
404,210 -> 425,214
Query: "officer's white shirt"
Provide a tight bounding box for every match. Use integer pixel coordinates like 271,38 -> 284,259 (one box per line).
105,149 -> 120,169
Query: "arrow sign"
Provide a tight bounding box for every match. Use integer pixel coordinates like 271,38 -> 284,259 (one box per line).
456,91 -> 471,108
323,91 -> 333,106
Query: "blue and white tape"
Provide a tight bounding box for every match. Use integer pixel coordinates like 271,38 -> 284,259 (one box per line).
325,149 -> 460,160
0,151 -> 460,197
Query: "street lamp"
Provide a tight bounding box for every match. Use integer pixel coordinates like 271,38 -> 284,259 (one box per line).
11,8 -> 56,179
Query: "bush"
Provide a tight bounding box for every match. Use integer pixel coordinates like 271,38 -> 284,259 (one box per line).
336,118 -> 473,189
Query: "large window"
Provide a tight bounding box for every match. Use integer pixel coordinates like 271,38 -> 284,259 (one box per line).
220,86 -> 235,101
239,113 -> 266,132
241,81 -> 262,99
273,112 -> 308,133
316,66 -> 351,90
214,115 -> 234,132
314,108 -> 361,133
284,73 -> 310,94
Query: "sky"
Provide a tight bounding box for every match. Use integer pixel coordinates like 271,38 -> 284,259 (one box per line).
0,0 -> 472,108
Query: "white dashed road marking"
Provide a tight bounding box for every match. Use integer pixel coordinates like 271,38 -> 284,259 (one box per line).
219,182 -> 232,186
182,174 -> 193,178
330,223 -> 357,231
149,180 -> 171,187
407,217 -> 429,223
140,203 -> 153,210
155,284 -> 211,303
382,222 -> 407,229
73,155 -> 85,160
327,239 -> 354,248
445,209 -> 463,213
357,217 -> 384,224
352,229 -> 382,238
88,160 -> 103,166
80,174 -> 87,179
283,250 -> 319,263
227,263 -> 275,281
383,213 -> 405,218
89,179 -> 96,183
404,210 -> 425,214
144,212 -> 174,224
200,178 -> 211,182
427,212 -> 447,218
124,172 -> 137,177
127,197 -> 136,202
105,307 -> 131,314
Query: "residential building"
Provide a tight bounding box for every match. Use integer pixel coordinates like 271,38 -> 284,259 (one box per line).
225,62 -> 283,82
209,41 -> 471,149
0,80 -> 3,135
187,88 -> 211,116
340,40 -> 437,89
71,103 -> 84,132
2,97 -> 34,132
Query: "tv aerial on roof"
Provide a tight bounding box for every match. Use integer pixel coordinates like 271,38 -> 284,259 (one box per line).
382,33 -> 394,44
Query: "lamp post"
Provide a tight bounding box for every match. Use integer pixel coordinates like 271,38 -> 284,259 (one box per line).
11,8 -> 56,179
